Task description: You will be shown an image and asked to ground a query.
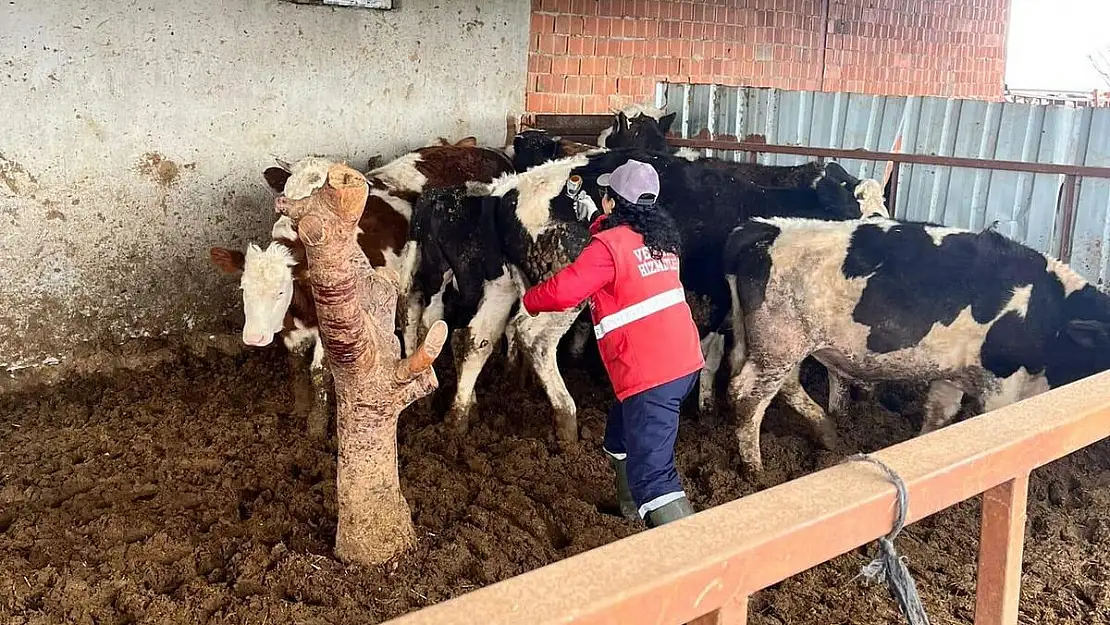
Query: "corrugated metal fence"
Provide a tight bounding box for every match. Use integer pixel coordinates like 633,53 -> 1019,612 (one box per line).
658,82 -> 1110,286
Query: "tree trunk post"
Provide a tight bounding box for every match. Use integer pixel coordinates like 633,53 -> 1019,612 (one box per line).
275,161 -> 446,566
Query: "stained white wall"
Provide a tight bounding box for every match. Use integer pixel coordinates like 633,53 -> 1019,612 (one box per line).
0,1 -> 529,373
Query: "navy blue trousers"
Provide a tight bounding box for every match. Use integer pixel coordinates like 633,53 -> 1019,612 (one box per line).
603,371 -> 698,518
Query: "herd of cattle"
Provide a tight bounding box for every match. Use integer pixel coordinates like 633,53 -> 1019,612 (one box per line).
209,104 -> 1110,474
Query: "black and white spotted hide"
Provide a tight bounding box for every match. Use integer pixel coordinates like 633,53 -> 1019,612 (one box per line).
723,216 -> 1110,474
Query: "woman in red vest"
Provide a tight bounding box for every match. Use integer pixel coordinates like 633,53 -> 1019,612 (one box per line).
522,160 -> 705,528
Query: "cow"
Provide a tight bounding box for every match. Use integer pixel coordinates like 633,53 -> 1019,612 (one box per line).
595,102 -> 888,216
208,144 -> 514,437
571,149 -> 886,422
597,103 -> 678,153
508,128 -> 600,172
502,129 -> 607,362
513,124 -> 888,417
722,215 -> 1110,473
402,167 -> 590,444
593,105 -> 891,416
404,147 -> 884,444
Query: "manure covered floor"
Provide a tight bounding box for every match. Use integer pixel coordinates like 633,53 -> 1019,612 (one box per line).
2,345 -> 1109,625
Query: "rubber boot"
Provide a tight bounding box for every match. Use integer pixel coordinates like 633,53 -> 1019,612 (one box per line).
645,497 -> 696,528
607,455 -> 640,522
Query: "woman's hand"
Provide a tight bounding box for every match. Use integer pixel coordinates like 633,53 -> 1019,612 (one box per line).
574,194 -> 599,222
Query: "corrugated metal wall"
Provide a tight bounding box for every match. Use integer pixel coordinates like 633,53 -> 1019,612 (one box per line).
659,83 -> 1110,286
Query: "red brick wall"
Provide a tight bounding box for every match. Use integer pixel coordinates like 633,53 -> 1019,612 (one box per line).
526,0 -> 1011,115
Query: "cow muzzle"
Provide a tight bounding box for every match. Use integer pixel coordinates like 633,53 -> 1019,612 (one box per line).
242,331 -> 275,347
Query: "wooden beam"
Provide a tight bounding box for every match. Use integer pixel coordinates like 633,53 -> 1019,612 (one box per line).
690,594 -> 749,625
974,474 -> 1031,625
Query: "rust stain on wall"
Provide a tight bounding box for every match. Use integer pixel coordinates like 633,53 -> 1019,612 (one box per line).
138,152 -> 181,187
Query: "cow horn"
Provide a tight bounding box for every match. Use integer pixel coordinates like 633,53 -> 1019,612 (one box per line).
275,158 -> 293,171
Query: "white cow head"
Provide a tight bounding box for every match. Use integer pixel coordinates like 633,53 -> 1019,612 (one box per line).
209,156 -> 343,347
212,240 -> 299,347
239,242 -> 298,346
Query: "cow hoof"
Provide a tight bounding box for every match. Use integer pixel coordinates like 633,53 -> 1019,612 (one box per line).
699,404 -> 719,426
307,400 -> 330,440
446,406 -> 473,434
819,432 -> 843,452
738,451 -> 764,477
414,395 -> 435,413
554,420 -> 579,447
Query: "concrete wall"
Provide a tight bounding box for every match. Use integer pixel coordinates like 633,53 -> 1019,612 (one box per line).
526,0 -> 1011,114
0,1 -> 530,376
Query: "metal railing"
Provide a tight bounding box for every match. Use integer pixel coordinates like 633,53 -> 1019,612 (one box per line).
525,113 -> 1110,265
667,136 -> 1110,265
381,370 -> 1110,625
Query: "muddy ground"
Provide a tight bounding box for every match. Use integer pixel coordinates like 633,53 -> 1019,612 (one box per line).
2,341 -> 1109,625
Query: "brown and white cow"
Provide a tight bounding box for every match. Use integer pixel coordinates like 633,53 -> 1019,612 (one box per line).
209,144 -> 513,437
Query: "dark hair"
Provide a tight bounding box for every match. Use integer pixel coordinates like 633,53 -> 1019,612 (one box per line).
597,191 -> 682,260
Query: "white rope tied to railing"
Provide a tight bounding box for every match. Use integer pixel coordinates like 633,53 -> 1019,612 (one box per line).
847,454 -> 932,625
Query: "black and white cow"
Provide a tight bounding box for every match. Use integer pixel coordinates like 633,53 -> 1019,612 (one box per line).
492,129 -> 607,364
595,102 -> 888,214
597,103 -> 685,156
508,128 -> 600,172
592,105 -> 890,417
406,160 -> 593,444
723,216 -> 1110,473
571,149 -> 886,420
406,147 -> 885,443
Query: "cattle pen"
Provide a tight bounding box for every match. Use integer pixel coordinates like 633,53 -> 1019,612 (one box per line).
7,2 -> 1110,625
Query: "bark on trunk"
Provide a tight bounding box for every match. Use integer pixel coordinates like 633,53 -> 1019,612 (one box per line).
275,163 -> 446,566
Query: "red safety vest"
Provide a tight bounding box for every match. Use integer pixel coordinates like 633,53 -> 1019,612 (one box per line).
588,224 -> 705,401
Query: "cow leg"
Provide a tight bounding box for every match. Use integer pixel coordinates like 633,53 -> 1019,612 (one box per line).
919,380 -> 964,435
510,308 -> 581,445
699,332 -> 726,421
504,318 -> 533,386
285,341 -> 314,418
284,326 -> 329,439
396,242 -> 423,357
401,291 -> 424,358
778,366 -> 840,451
447,274 -> 517,433
728,357 -> 797,474
404,287 -> 449,412
826,370 -> 851,418
306,338 -> 331,440
567,314 -> 592,360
